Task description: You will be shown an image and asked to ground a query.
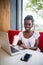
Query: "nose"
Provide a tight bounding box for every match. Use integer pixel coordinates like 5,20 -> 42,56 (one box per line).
26,25 -> 30,28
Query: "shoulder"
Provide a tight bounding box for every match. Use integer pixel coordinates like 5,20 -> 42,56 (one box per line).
34,31 -> 40,35
34,31 -> 40,39
18,31 -> 24,40
18,31 -> 23,36
19,31 -> 22,35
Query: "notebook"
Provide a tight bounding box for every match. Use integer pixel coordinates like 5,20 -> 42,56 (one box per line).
1,32 -> 27,56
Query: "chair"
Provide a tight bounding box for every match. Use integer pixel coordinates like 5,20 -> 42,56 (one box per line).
8,30 -> 21,44
8,30 -> 43,52
38,32 -> 43,52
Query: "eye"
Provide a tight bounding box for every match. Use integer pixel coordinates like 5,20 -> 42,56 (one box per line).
28,24 -> 31,26
25,24 -> 31,26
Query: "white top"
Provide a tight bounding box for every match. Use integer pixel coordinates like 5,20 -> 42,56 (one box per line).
12,31 -> 40,51
18,31 -> 40,51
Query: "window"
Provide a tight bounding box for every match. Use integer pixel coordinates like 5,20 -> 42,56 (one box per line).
22,0 -> 43,32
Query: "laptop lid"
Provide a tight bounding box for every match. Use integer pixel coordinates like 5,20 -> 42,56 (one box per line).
1,32 -> 27,56
1,32 -> 12,55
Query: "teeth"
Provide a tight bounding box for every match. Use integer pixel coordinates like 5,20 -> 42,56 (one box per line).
26,28 -> 29,29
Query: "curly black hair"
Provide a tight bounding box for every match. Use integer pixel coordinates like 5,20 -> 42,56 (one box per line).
24,15 -> 34,23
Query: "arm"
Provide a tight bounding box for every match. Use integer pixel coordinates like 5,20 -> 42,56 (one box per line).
17,38 -> 39,50
27,38 -> 39,50
17,40 -> 27,49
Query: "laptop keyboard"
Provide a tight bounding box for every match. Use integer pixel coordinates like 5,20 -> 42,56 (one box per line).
10,46 -> 19,53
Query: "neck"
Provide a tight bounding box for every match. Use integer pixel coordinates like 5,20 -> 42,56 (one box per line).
25,30 -> 31,33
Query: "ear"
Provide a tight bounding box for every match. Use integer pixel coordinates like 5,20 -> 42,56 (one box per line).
31,24 -> 35,31
30,22 -> 33,28
31,22 -> 34,28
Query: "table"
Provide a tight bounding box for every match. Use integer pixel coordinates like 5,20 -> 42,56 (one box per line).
0,48 -> 43,65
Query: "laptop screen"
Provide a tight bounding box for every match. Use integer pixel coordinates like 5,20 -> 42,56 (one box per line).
10,46 -> 19,53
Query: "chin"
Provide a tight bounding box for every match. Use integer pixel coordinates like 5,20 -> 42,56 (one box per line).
26,29 -> 30,32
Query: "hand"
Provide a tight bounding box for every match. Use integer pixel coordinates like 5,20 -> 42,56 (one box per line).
20,44 -> 27,49
20,44 -> 31,49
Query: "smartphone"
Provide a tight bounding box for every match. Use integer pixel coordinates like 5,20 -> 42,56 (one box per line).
20,53 -> 32,62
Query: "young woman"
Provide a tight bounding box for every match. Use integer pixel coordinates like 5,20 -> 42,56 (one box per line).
17,15 -> 40,51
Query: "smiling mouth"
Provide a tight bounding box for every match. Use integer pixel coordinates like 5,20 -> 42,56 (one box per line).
26,28 -> 29,30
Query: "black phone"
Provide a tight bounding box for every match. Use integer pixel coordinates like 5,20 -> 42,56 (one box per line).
20,53 -> 32,62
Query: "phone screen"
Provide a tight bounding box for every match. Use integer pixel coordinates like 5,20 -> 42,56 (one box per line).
20,53 -> 32,62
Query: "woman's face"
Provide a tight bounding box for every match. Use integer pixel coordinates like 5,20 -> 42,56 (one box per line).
24,20 -> 33,31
